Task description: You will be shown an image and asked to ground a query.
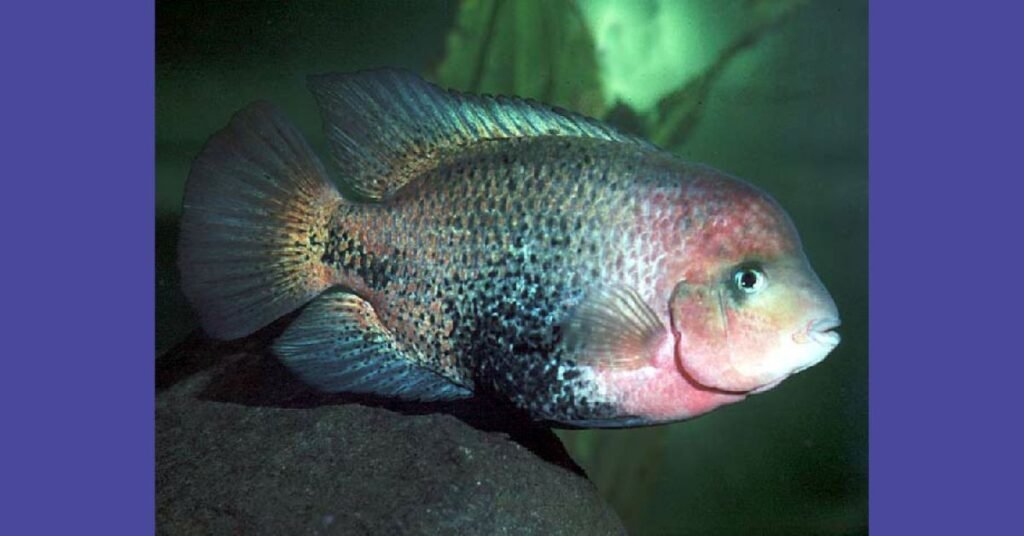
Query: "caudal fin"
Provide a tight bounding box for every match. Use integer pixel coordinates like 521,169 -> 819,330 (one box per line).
178,101 -> 343,340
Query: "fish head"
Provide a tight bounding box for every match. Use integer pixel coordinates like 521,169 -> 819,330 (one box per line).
665,177 -> 840,395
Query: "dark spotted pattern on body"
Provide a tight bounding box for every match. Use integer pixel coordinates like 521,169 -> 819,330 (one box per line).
179,73 -> 840,428
314,136 -> 706,421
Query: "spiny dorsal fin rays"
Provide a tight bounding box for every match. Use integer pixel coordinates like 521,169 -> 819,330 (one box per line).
307,69 -> 656,202
561,285 -> 667,369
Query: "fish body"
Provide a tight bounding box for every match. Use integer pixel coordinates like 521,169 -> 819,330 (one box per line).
179,70 -> 840,427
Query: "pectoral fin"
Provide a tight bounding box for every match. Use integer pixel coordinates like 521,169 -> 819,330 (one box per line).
561,286 -> 667,369
273,289 -> 471,401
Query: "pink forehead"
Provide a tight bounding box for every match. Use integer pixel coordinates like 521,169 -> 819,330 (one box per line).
645,175 -> 799,263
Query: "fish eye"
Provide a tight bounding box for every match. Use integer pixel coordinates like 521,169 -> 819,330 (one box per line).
734,267 -> 767,294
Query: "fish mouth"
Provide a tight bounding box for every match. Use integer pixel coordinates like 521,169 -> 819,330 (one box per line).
794,317 -> 842,347
751,319 -> 839,395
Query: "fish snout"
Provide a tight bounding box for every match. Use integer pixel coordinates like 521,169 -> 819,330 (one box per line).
793,317 -> 842,347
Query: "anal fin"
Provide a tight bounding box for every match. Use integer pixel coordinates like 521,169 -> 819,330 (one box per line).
273,289 -> 471,402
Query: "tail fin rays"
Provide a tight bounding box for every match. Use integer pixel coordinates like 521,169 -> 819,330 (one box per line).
178,101 -> 343,340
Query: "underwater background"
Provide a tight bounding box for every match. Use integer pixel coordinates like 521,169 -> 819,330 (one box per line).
156,0 -> 866,533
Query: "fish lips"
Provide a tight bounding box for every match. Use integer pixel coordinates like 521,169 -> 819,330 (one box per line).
796,317 -> 842,348
747,317 -> 842,394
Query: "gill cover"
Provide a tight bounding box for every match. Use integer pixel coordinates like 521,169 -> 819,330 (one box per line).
670,281 -> 751,390
667,280 -> 778,393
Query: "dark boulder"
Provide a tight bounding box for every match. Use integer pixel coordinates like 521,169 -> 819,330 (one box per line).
156,331 -> 624,535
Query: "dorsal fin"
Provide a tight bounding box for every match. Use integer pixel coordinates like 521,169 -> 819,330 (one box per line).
307,69 -> 655,201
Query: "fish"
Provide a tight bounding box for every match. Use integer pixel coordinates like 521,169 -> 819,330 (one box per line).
178,69 -> 840,428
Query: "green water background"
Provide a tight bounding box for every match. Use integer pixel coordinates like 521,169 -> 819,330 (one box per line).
156,1 -> 866,533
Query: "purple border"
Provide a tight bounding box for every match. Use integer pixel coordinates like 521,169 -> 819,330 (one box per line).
871,1 -> 1020,534
5,0 -> 1020,533
2,1 -> 154,534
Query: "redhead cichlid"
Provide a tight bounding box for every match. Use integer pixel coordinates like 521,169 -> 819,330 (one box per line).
178,69 -> 840,427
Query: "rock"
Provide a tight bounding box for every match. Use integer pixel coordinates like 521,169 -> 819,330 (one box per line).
156,330 -> 625,535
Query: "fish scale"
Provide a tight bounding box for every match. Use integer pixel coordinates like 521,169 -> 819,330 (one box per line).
309,136 -> 703,420
178,69 -> 840,427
